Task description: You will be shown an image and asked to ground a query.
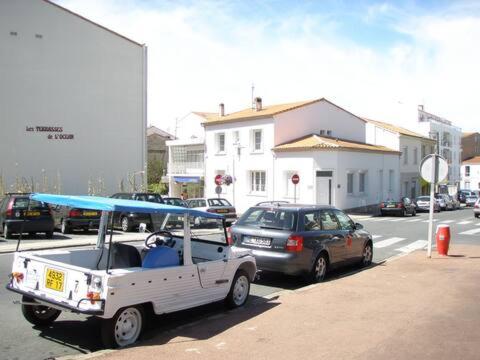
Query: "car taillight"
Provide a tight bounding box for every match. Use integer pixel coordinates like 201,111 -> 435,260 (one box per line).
286,235 -> 303,252
207,209 -> 216,213
226,227 -> 233,245
380,202 -> 385,208
69,210 -> 82,217
397,203 -> 404,208
6,199 -> 14,216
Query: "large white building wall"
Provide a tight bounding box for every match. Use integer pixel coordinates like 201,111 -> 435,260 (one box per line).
0,0 -> 146,195
365,123 -> 400,150
461,164 -> 480,191
274,100 -> 366,146
204,118 -> 275,213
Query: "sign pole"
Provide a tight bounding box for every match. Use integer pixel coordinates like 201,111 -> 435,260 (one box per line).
294,184 -> 297,204
427,154 -> 437,258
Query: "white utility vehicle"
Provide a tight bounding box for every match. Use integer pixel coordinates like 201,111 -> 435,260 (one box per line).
7,194 -> 256,348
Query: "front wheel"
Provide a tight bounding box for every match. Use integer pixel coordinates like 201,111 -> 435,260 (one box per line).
21,296 -> 61,326
61,219 -> 70,234
101,306 -> 144,348
360,242 -> 373,267
121,216 -> 131,232
225,270 -> 250,309
309,253 -> 328,283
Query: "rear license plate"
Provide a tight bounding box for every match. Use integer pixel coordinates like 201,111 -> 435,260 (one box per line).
386,204 -> 395,208
45,268 -> 65,292
26,211 -> 40,216
243,236 -> 272,247
83,211 -> 97,216
216,209 -> 228,213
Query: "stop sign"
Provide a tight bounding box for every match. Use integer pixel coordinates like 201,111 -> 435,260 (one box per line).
291,174 -> 300,185
214,174 -> 223,186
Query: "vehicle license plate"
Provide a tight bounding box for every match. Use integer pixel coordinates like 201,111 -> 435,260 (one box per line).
243,236 -> 272,247
386,204 -> 395,208
83,211 -> 97,216
45,268 -> 65,292
216,209 -> 228,213
26,211 -> 40,216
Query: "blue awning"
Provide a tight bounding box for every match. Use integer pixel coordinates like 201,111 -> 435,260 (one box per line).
174,176 -> 200,183
30,193 -> 223,219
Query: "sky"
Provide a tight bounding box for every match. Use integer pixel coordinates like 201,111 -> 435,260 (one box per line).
55,0 -> 480,134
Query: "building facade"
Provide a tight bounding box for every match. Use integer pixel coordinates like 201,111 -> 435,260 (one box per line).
166,112 -> 213,198
365,118 -> 436,197
462,132 -> 480,161
203,98 -> 400,213
461,156 -> 480,191
147,126 -> 174,169
0,0 -> 147,195
416,106 -> 462,187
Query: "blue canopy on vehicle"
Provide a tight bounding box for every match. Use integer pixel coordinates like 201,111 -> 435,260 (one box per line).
30,193 -> 224,219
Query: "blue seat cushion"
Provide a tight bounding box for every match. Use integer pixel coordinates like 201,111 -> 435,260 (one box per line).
142,246 -> 180,268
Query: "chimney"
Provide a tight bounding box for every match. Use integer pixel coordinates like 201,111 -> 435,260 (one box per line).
418,104 -> 424,111
219,103 -> 225,117
255,97 -> 262,111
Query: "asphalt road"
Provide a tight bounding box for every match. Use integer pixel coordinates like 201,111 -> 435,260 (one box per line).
1,207 -> 479,360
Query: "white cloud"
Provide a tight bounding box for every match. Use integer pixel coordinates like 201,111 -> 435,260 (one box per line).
56,0 -> 480,133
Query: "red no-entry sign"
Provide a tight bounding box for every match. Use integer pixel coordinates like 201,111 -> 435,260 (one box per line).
291,174 -> 300,185
214,174 -> 223,186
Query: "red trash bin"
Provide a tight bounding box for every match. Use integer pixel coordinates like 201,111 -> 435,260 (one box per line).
436,224 -> 451,256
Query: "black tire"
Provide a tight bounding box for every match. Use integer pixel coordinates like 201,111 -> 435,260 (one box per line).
309,253 -> 328,283
21,296 -> 61,326
28,232 -> 36,237
225,270 -> 250,309
412,209 -> 416,216
3,224 -> 12,239
475,214 -> 479,218
61,219 -> 71,234
360,242 -> 373,267
121,216 -> 131,232
45,231 -> 53,239
101,306 -> 144,349
402,209 -> 406,217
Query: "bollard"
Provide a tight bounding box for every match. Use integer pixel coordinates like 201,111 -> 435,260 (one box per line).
436,224 -> 451,256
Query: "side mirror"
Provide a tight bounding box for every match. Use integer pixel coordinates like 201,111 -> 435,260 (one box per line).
138,223 -> 147,233
355,223 -> 364,230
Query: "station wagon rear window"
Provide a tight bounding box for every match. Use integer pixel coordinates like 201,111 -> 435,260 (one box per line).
208,199 -> 231,207
237,208 -> 297,231
12,198 -> 48,210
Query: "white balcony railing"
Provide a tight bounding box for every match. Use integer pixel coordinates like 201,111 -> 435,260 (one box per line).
168,161 -> 204,175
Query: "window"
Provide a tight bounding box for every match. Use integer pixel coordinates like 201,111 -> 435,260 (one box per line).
389,170 -> 394,192
333,210 -> 354,231
251,129 -> 263,152
304,211 -> 321,231
403,146 -> 408,165
250,171 -> 266,193
359,172 -> 366,193
347,173 -> 354,194
319,210 -> 340,230
466,166 -> 470,177
215,132 -> 225,153
208,198 -> 231,207
236,208 -> 297,231
421,145 -> 426,158
413,147 -> 418,165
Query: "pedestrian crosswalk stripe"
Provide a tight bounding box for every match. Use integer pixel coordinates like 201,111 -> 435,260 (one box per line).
459,228 -> 480,235
406,218 -> 422,222
388,218 -> 407,222
371,235 -> 382,239
439,220 -> 454,224
422,219 -> 438,223
458,221 -> 472,225
374,237 -> 406,248
395,240 -> 428,253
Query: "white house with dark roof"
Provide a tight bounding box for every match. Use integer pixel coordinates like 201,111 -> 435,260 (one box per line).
365,118 -> 436,198
202,97 -> 400,213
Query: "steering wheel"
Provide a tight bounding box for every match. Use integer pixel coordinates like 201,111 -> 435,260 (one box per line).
144,230 -> 175,249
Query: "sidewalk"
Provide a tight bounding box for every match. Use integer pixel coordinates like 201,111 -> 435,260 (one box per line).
95,244 -> 480,360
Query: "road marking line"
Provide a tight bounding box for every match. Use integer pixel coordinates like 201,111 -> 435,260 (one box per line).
406,218 -> 422,222
457,221 -> 472,225
395,240 -> 428,253
388,218 -> 407,222
476,223 -> 480,226
422,219 -> 438,223
374,237 -> 406,248
371,218 -> 389,222
372,235 -> 382,239
439,220 -> 454,224
459,228 -> 480,235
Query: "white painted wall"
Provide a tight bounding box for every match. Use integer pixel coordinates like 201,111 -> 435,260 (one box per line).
0,0 -> 146,195
461,164 -> 480,191
365,123 -> 400,150
274,100 -> 366,145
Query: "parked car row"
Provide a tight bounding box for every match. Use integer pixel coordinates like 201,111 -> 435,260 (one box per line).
0,192 -> 238,238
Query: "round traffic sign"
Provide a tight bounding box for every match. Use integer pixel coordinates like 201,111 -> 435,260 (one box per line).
214,174 -> 223,186
215,185 -> 222,194
291,174 -> 300,185
420,154 -> 448,184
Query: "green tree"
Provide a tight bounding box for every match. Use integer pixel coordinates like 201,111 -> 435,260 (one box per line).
147,159 -> 168,194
